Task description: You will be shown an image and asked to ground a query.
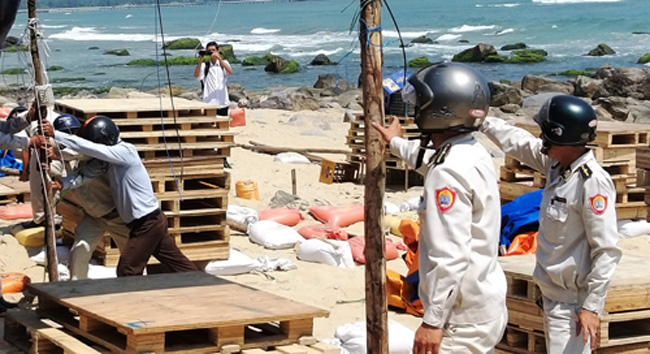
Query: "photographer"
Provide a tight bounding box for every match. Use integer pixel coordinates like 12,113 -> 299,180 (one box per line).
194,41 -> 233,117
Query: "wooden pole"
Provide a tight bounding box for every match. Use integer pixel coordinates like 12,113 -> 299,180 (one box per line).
359,1 -> 388,353
291,169 -> 297,195
28,0 -> 58,282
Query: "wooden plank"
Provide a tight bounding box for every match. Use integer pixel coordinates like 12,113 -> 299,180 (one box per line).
516,121 -> 650,148
56,98 -> 220,114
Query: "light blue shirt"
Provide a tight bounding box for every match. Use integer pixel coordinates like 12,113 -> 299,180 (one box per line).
56,132 -> 158,224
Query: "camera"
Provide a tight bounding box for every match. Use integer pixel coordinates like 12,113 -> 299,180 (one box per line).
198,50 -> 213,56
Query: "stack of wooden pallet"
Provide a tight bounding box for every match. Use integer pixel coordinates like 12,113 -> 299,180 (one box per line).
346,114 -> 423,187
53,98 -> 232,266
638,146 -> 650,222
498,254 -> 650,354
499,120 -> 650,220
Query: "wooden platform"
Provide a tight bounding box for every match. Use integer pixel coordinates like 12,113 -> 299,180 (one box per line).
515,121 -> 650,148
25,272 -> 329,354
499,254 -> 650,353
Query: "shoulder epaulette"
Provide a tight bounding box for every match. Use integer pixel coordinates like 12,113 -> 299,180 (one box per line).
431,143 -> 451,167
579,164 -> 592,179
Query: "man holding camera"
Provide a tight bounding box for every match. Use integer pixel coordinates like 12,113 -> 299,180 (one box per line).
194,41 -> 233,117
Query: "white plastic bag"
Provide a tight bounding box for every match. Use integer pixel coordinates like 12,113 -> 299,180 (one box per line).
297,239 -> 354,268
30,245 -> 71,265
273,152 -> 311,164
384,201 -> 401,215
87,264 -> 117,279
227,205 -> 259,232
335,320 -> 414,354
204,249 -> 259,276
399,196 -> 422,212
248,220 -> 305,249
617,219 -> 650,239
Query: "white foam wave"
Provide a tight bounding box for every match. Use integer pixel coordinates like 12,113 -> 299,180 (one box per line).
383,30 -> 439,38
532,0 -> 621,3
476,3 -> 520,7
435,34 -> 462,41
490,28 -> 515,36
449,25 -> 496,33
250,27 -> 281,34
125,14 -> 133,18
42,25 -> 68,29
48,26 -> 182,42
285,48 -> 345,58
205,30 -> 355,55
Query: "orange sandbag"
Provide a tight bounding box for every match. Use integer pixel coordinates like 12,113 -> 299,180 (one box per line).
309,204 -> 364,228
506,231 -> 538,256
0,107 -> 11,119
229,108 -> 246,127
258,208 -> 303,227
348,236 -> 399,264
398,219 -> 420,275
0,203 -> 33,221
1,272 -> 31,294
297,224 -> 348,240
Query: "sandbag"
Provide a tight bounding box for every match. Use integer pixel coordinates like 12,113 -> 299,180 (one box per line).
226,205 -> 259,232
247,220 -> 304,250
258,207 -> 303,227
506,231 -> 538,256
30,245 -> 71,265
0,203 -> 32,220
12,226 -> 45,248
297,224 -> 348,241
384,211 -> 419,237
87,264 -> 117,279
399,196 -> 422,212
335,320 -> 414,354
273,152 -> 311,164
297,239 -> 354,268
309,204 -> 364,228
347,236 -> 399,264
204,249 -> 259,275
617,219 -> 650,239
1,272 -> 30,294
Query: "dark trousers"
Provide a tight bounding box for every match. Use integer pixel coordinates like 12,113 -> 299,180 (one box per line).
217,107 -> 229,117
117,210 -> 199,276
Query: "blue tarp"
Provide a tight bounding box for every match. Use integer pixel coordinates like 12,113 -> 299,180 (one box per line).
500,189 -> 543,248
382,70 -> 410,95
0,150 -> 23,177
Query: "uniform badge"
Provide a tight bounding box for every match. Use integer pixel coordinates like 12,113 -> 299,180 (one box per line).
589,194 -> 607,215
436,187 -> 457,213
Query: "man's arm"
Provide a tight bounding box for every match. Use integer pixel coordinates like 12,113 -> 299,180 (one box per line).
213,51 -> 232,75
194,58 -> 205,79
60,159 -> 106,190
480,116 -> 551,173
54,132 -> 133,166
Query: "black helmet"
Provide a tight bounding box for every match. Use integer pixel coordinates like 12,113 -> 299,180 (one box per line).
8,106 -> 28,119
402,62 -> 490,133
533,95 -> 597,146
79,115 -> 120,145
53,114 -> 81,134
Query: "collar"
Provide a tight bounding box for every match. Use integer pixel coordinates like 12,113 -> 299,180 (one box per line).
438,132 -> 475,147
553,150 -> 595,180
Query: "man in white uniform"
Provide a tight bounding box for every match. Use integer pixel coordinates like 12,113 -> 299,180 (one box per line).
480,94 -> 621,353
194,41 -> 233,117
374,62 -> 507,354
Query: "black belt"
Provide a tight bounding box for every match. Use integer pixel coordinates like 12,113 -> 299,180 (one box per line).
127,209 -> 160,229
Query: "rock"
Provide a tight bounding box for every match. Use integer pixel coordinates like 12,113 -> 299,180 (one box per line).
105,87 -> 155,99
163,38 -> 201,50
310,54 -> 332,66
521,75 -> 574,95
571,75 -> 602,98
500,42 -> 527,51
485,55 -> 506,63
48,65 -> 64,71
287,112 -> 334,130
88,46 -> 99,50
458,39 -> 470,44
259,89 -> 319,111
336,89 -> 363,109
595,96 -> 650,124
552,69 -> 593,77
346,103 -> 363,111
343,110 -> 357,122
103,49 -> 130,56
632,31 -> 650,35
218,44 -> 240,64
488,81 -> 523,107
592,65 -> 650,100
587,43 -> 615,56
408,56 -> 431,68
265,56 -> 299,74
410,35 -> 434,44
289,91 -> 320,111
153,86 -> 186,96
178,89 -> 201,101
452,43 -> 497,62
500,104 -> 521,114
638,53 -> 650,64
242,55 -> 270,66
505,49 -> 547,64
314,74 -> 349,91
3,36 -> 20,47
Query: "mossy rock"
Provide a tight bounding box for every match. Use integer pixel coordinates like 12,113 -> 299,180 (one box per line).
452,49 -> 479,62
242,55 -> 269,66
279,60 -> 299,74
499,78 -> 512,85
166,56 -> 201,65
637,52 -> 650,64
3,45 -> 28,52
163,37 -> 201,50
513,49 -> 548,57
485,55 -> 507,63
53,87 -> 80,96
411,35 -> 434,44
245,67 -> 258,71
500,42 -> 527,51
551,69 -> 593,77
452,44 -> 497,63
408,56 -> 431,68
265,56 -> 299,74
588,43 -> 615,56
52,77 -> 85,83
217,44 -> 240,64
88,46 -> 100,50
48,65 -> 64,71
504,52 -> 547,64
104,49 -> 130,56
1,68 -> 26,75
127,58 -> 157,66
94,86 -> 111,95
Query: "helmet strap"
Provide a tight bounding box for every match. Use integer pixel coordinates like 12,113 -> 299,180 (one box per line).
415,133 -> 432,169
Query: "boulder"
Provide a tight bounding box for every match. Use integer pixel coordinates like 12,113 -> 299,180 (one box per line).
452,43 -> 497,62
638,53 -> 650,64
408,56 -> 431,68
3,36 -> 21,47
488,81 -> 523,107
265,57 -> 299,74
587,43 -> 615,56
218,44 -> 240,64
105,87 -> 156,99
335,89 -> 363,109
500,42 -> 527,51
163,38 -> 201,50
504,49 -> 547,64
500,103 -> 521,114
458,39 -> 470,44
314,73 -> 350,91
592,66 -> 650,100
521,75 -> 574,95
103,49 -> 130,56
571,75 -> 603,98
310,54 -> 332,66
485,55 -> 506,63
594,96 -> 650,124
410,35 -> 434,44
242,55 -> 268,66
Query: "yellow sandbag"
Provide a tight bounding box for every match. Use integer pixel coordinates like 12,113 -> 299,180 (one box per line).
384,211 -> 419,236
13,227 -> 45,248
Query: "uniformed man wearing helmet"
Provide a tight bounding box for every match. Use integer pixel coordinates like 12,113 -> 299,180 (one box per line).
374,62 -> 507,354
481,94 -> 621,353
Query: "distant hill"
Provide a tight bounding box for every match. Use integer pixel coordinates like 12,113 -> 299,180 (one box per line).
20,0 -> 227,9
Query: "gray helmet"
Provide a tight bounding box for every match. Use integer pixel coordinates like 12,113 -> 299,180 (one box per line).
402,62 -> 490,133
533,95 -> 597,146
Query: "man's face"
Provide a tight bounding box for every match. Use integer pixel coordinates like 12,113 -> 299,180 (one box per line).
207,45 -> 218,54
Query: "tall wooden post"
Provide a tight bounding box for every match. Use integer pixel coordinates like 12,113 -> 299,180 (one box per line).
359,1 -> 388,353
28,0 -> 58,282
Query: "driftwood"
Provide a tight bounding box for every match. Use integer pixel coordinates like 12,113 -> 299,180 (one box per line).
235,140 -> 351,163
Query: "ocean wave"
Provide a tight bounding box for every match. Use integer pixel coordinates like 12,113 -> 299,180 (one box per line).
485,28 -> 515,36
284,48 -> 345,58
49,26 -> 182,42
383,30 -> 439,38
435,34 -> 463,41
206,30 -> 355,55
476,3 -> 520,7
250,27 -> 281,34
449,25 -> 496,33
42,25 -> 68,29
532,0 -> 622,3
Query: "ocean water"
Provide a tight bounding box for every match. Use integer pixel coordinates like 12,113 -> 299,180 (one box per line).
1,0 -> 649,93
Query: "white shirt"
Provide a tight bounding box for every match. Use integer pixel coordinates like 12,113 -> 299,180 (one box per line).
390,134 -> 507,327
197,60 -> 230,108
481,117 -> 621,314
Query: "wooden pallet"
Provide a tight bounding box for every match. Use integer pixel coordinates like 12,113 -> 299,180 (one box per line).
26,272 -> 329,354
515,121 -> 650,148
55,98 -> 221,121
638,147 -> 650,171
497,325 -> 546,354
0,176 -> 31,204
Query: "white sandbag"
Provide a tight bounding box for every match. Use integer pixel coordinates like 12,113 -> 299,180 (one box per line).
297,239 -> 354,268
30,245 -> 71,266
335,320 -> 414,354
248,220 -> 304,250
273,152 -> 311,164
204,249 -> 259,276
399,196 -> 422,212
384,201 -> 401,215
227,205 -> 259,232
255,256 -> 297,272
58,264 -> 70,281
87,264 -> 117,279
617,219 -> 650,239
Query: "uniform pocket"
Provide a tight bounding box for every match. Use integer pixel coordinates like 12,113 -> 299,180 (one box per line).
545,200 -> 568,242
